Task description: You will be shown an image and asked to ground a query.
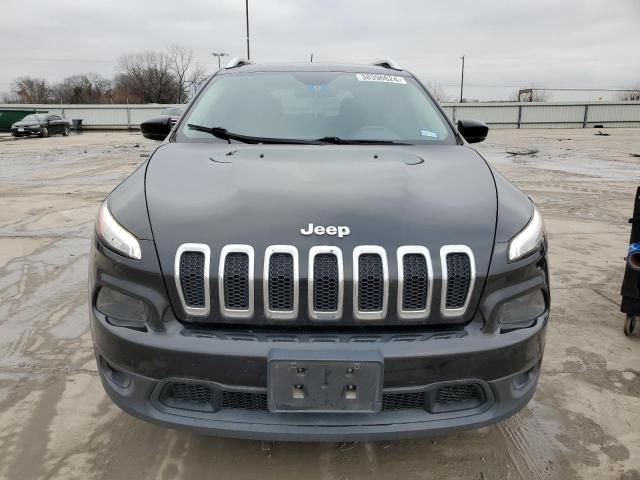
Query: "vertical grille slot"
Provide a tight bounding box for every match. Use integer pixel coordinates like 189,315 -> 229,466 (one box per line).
403,255 -> 427,310
308,247 -> 343,320
314,255 -> 339,311
174,243 -> 211,317
180,252 -> 205,307
264,246 -> 299,320
446,254 -> 471,308
269,254 -> 294,310
219,245 -> 254,318
358,255 -> 384,311
440,246 -> 475,318
224,253 -> 249,309
397,246 -> 433,320
353,246 -> 388,320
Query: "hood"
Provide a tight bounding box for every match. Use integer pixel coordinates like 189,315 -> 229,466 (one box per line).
13,121 -> 40,127
145,143 -> 497,325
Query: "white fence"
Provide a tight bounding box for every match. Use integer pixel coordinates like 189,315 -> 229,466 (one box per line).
2,101 -> 639,130
441,101 -> 640,129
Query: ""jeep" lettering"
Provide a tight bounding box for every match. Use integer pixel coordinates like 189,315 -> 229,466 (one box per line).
300,223 -> 350,238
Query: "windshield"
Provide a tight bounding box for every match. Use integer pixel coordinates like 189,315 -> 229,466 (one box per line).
22,114 -> 46,122
178,71 -> 454,144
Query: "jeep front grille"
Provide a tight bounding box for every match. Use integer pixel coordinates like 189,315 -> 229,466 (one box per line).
264,246 -> 299,320
440,246 -> 475,318
397,246 -> 433,320
353,246 -> 388,320
174,243 -> 211,317
173,244 -> 474,323
308,247 -> 343,320
219,245 -> 254,318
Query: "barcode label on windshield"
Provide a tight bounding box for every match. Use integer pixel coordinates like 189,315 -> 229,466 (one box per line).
356,73 -> 407,84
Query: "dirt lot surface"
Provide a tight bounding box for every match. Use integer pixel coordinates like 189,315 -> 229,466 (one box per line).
0,129 -> 639,480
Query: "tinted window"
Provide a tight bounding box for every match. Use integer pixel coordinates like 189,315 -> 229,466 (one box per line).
22,114 -> 46,122
179,71 -> 453,144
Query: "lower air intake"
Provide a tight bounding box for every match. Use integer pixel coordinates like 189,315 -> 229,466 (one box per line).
222,391 -> 269,411
161,382 -> 215,412
432,383 -> 484,413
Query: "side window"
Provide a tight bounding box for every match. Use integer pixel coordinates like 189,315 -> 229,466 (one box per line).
51,115 -> 61,121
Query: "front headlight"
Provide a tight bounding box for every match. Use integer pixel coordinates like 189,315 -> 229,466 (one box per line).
508,207 -> 545,261
95,201 -> 142,260
31,124 -> 40,128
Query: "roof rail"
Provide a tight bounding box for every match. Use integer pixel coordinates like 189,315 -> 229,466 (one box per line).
370,59 -> 402,71
225,57 -> 253,69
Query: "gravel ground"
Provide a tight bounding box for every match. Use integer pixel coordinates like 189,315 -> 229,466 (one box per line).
0,129 -> 639,480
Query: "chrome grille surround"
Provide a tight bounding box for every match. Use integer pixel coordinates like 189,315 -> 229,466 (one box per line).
397,246 -> 433,320
263,245 -> 299,320
174,243 -> 211,317
439,245 -> 475,318
308,246 -> 344,321
353,246 -> 389,321
218,244 -> 254,319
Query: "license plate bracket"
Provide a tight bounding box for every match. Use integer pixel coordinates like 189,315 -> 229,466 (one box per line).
268,349 -> 383,413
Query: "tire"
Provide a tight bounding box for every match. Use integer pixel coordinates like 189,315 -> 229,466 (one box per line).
63,126 -> 70,136
40,127 -> 49,138
624,314 -> 636,336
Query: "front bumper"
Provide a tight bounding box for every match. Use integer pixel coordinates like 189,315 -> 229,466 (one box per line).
11,126 -> 41,136
92,310 -> 547,441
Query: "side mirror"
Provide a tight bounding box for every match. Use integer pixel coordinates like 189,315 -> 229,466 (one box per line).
457,119 -> 489,144
140,116 -> 172,141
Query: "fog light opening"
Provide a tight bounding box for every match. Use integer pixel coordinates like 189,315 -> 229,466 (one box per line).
512,365 -> 538,391
100,357 -> 132,389
96,286 -> 149,329
498,289 -> 546,331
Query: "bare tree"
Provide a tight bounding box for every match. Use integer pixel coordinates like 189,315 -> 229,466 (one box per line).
116,50 -> 181,103
184,63 -> 209,99
9,77 -> 51,103
618,83 -> 640,101
510,86 -> 550,102
50,73 -> 112,104
167,44 -> 194,103
425,83 -> 447,102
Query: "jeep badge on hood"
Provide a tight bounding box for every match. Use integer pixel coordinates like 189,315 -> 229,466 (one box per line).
300,223 -> 350,238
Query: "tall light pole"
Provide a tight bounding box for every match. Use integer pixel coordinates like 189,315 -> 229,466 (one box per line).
212,52 -> 228,69
459,55 -> 465,103
245,0 -> 250,60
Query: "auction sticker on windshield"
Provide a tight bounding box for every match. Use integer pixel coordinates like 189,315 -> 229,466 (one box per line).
355,73 -> 407,84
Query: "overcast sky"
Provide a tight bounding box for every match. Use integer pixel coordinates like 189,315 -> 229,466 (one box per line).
2,0 -> 639,101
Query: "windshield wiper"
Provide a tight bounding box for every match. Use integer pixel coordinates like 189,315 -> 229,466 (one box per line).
315,136 -> 411,145
187,124 -> 318,145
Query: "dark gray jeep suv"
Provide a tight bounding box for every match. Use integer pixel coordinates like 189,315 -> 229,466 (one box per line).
90,59 -> 549,441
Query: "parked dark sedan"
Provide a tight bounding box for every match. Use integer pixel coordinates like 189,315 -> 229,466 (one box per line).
11,113 -> 71,137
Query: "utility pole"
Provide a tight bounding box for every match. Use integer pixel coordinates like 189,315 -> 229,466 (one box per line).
245,0 -> 250,60
212,52 -> 228,69
459,55 -> 465,103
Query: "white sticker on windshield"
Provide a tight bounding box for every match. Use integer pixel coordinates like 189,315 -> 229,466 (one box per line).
421,130 -> 439,138
355,73 -> 407,84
